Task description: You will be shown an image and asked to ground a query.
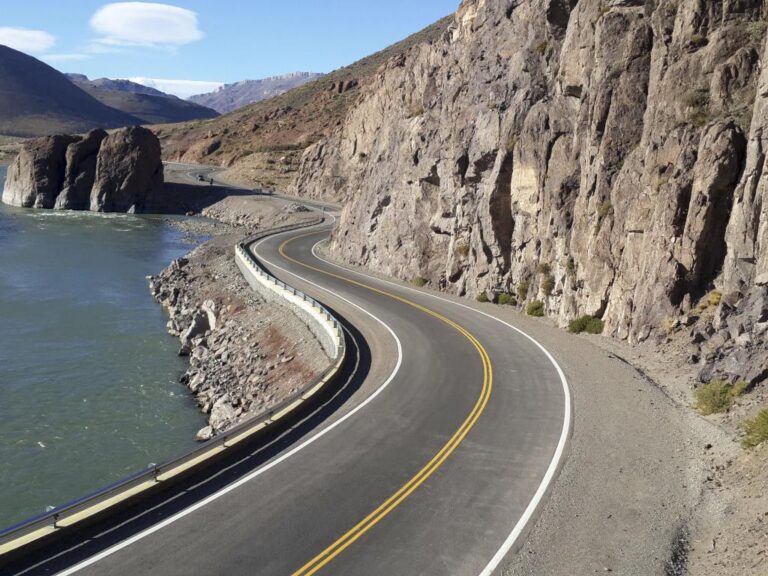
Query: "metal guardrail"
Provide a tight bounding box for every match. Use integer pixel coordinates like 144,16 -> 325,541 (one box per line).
0,216 -> 345,557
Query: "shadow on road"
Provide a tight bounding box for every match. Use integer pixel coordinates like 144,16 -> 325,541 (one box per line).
148,182 -> 262,215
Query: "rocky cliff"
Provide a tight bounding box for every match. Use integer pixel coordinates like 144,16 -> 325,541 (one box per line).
3,126 -> 163,213
294,0 -> 768,382
154,16 -> 452,193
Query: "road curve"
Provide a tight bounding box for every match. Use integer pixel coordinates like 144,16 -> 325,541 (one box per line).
8,221 -> 569,576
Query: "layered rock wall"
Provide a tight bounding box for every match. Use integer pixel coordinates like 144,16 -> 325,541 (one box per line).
3,126 -> 163,213
294,0 -> 768,355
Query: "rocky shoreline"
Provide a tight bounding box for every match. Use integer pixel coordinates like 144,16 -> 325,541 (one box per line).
149,191 -> 327,440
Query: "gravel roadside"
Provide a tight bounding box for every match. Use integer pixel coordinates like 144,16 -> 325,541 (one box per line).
496,313 -> 715,576
313,243 -> 719,576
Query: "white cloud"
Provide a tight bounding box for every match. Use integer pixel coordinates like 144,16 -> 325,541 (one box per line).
90,2 -> 203,47
43,53 -> 90,63
128,77 -> 223,99
0,27 -> 55,54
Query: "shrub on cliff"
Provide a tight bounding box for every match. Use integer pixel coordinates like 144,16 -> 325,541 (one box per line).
684,88 -> 711,126
695,380 -> 747,415
568,315 -> 604,334
517,280 -> 530,300
541,274 -> 555,297
527,300 -> 545,317
454,243 -> 470,258
476,292 -> 490,303
497,293 -> 516,306
742,409 -> 768,448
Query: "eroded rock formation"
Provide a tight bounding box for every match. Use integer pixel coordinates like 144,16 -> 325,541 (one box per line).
294,0 -> 768,370
3,134 -> 77,208
55,129 -> 107,210
3,126 -> 163,213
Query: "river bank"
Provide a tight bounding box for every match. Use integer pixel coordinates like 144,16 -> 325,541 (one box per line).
0,164 -> 209,528
148,172 -> 330,439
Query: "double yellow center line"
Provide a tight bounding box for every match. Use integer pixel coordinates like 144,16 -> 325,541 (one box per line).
275,232 -> 493,576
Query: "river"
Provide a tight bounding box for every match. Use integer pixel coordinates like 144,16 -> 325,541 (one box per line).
0,165 -> 206,528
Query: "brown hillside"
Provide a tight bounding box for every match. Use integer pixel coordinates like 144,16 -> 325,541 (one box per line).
0,45 -> 141,137
155,15 -> 453,191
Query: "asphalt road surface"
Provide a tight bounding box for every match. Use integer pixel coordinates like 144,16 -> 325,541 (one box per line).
7,216 -> 569,576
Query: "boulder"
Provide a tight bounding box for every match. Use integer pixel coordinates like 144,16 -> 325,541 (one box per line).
195,425 -> 213,442
209,394 -> 236,431
201,299 -> 218,330
2,134 -> 78,208
181,311 -> 211,349
1,126 -> 165,213
55,129 -> 107,210
90,126 -> 163,213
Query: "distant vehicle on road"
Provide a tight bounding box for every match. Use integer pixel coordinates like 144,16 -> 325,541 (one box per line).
196,174 -> 205,182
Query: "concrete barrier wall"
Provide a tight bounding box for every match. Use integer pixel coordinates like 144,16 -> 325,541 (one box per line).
235,245 -> 340,358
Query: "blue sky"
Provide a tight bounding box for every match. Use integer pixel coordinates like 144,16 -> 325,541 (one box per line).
0,1 -> 458,97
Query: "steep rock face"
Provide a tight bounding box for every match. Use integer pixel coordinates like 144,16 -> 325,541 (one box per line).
2,135 -> 78,208
90,126 -> 164,213
55,129 -> 107,210
2,126 -> 164,213
294,0 -> 767,346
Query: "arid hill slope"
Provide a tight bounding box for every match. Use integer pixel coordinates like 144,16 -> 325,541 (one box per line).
0,46 -> 140,137
188,72 -> 324,114
154,16 -> 453,191
68,75 -> 219,125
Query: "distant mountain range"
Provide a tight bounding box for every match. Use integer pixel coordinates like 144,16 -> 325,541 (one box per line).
188,72 -> 323,114
0,43 -> 318,137
0,45 -> 219,138
65,75 -> 168,97
66,74 -> 218,126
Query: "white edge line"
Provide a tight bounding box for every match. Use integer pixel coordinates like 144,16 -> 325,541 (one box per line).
309,238 -> 572,576
55,227 -> 403,576
58,217 -> 569,576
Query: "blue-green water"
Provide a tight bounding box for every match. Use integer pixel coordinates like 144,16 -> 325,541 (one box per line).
0,165 -> 206,528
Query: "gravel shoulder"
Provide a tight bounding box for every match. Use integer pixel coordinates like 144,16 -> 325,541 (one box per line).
595,336 -> 768,576
497,318 -> 710,576
313,244 -> 728,575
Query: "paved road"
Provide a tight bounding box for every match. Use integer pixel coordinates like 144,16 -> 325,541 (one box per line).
163,162 -> 340,212
7,219 -> 569,575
